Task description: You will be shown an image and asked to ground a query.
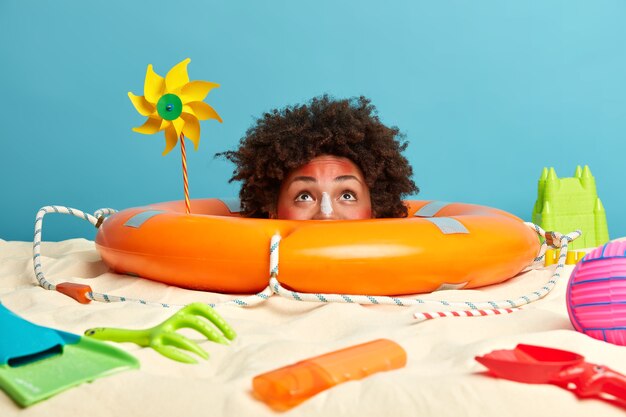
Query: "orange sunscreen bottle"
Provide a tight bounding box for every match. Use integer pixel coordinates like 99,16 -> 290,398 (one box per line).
252,338 -> 407,410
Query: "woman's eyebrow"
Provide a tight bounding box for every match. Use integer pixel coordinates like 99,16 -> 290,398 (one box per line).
334,175 -> 362,184
291,176 -> 317,183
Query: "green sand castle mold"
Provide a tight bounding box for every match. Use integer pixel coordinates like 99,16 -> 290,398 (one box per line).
532,165 -> 609,250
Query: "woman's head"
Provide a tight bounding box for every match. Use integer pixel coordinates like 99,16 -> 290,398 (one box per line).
218,95 -> 418,219
276,154 -> 372,220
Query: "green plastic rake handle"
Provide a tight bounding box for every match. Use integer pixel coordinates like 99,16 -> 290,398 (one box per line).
85,303 -> 236,364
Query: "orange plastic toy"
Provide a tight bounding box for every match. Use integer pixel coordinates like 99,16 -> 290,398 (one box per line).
252,339 -> 407,410
95,199 -> 539,295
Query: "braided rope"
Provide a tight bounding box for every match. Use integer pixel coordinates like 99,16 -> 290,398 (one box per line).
87,286 -> 274,308
33,206 -> 100,291
32,206 -> 581,320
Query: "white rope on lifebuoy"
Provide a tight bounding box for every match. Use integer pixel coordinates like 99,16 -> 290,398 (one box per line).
32,206 -> 581,321
33,206 -> 100,292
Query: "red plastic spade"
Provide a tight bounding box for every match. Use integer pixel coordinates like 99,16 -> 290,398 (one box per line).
476,344 -> 626,409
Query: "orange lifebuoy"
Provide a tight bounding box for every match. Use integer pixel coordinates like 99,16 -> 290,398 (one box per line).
95,199 -> 540,295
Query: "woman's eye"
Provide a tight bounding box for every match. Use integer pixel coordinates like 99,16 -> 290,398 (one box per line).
340,192 -> 357,201
295,192 -> 313,202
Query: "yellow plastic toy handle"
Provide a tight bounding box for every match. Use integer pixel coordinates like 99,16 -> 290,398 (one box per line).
252,339 -> 407,410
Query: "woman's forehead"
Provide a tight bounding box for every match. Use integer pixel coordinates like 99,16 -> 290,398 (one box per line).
286,155 -> 364,181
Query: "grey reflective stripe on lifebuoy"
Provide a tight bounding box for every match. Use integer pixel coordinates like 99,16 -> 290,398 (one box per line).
413,201 -> 452,217
434,282 -> 469,291
423,217 -> 469,234
219,198 -> 241,213
124,210 -> 165,228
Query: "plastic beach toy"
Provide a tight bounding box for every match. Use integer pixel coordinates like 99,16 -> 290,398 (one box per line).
84,303 -> 236,363
128,58 -> 222,214
0,303 -> 138,407
476,344 -> 626,409
567,241 -> 626,346
532,165 -> 609,250
252,339 -> 406,410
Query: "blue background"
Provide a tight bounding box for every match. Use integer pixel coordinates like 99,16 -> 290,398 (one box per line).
1,0 -> 625,242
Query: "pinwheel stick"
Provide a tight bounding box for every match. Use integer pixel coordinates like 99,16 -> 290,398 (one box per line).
180,133 -> 191,214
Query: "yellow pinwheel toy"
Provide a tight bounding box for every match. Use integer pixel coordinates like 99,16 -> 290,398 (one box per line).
128,58 -> 222,213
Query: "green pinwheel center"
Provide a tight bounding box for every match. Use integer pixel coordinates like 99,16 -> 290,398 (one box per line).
156,94 -> 183,120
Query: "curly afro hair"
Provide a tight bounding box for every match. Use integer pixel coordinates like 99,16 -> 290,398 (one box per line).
217,95 -> 418,218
